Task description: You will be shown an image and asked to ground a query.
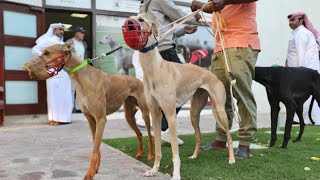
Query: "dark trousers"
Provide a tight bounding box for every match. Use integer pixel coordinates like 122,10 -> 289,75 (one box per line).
159,47 -> 182,131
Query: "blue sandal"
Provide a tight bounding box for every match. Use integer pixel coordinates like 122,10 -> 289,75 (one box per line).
234,148 -> 253,159
201,142 -> 226,152
201,143 -> 214,151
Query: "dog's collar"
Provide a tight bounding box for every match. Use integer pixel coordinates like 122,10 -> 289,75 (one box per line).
139,42 -> 158,53
67,59 -> 91,75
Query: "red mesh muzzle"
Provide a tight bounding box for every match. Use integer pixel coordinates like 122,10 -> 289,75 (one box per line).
122,19 -> 151,50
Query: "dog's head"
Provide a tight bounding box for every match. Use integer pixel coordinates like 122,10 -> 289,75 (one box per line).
122,14 -> 158,50
130,14 -> 158,37
39,43 -> 74,74
40,43 -> 73,66
23,43 -> 73,80
99,34 -> 113,45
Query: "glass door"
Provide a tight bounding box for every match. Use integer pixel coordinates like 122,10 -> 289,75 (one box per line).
0,1 -> 46,115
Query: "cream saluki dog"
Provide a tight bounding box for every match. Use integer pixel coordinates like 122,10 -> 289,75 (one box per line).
123,15 -> 235,180
29,44 -> 153,180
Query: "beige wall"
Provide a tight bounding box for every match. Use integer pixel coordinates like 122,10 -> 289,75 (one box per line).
254,0 -> 320,113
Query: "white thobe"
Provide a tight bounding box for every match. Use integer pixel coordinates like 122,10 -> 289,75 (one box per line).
287,25 -> 320,125
32,35 -> 73,123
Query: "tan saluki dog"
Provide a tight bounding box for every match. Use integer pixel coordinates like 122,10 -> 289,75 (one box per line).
129,15 -> 235,180
37,44 -> 153,180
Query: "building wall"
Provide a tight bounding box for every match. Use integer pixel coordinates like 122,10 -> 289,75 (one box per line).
255,0 -> 320,113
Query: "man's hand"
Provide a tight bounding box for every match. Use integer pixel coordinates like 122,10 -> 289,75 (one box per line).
191,1 -> 204,12
211,0 -> 227,12
191,0 -> 226,13
184,25 -> 198,34
194,13 -> 201,22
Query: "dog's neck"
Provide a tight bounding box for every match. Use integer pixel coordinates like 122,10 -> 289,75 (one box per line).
139,35 -> 163,73
63,52 -> 102,96
63,52 -> 85,73
140,35 -> 158,53
108,39 -> 116,48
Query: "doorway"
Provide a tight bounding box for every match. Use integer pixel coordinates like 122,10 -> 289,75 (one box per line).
45,9 -> 92,58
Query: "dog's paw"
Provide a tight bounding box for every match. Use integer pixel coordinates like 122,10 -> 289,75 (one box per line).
292,138 -> 301,143
84,170 -> 95,180
135,152 -> 143,159
188,155 -> 197,159
144,169 -> 158,177
147,154 -> 154,161
171,175 -> 181,180
279,145 -> 287,149
228,158 -> 236,165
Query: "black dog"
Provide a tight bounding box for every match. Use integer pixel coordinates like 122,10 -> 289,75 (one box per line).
254,66 -> 320,148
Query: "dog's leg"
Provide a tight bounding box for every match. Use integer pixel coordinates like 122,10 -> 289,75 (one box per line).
144,102 -> 162,177
189,89 -> 208,159
124,96 -> 144,159
82,110 -> 102,173
124,68 -> 129,75
162,104 -> 181,180
207,83 -> 235,164
85,117 -> 107,180
293,105 -> 305,143
268,97 -> 280,147
137,96 -> 154,160
83,110 -> 97,141
281,104 -> 296,148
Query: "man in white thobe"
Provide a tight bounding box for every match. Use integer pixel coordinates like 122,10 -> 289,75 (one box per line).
66,26 -> 88,113
32,23 -> 73,125
286,12 -> 320,125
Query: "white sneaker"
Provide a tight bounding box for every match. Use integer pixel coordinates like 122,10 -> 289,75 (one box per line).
136,119 -> 153,129
161,129 -> 184,145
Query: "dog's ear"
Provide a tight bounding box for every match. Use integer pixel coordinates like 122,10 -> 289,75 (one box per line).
62,42 -> 73,52
151,22 -> 159,37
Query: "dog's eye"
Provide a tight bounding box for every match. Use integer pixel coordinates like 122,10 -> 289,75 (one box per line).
138,18 -> 144,22
44,51 -> 50,56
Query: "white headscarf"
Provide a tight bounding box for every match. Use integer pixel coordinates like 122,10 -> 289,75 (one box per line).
32,23 -> 65,56
36,23 -> 65,44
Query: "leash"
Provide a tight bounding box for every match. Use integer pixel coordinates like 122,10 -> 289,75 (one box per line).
157,2 -> 213,40
213,12 -> 241,123
68,45 -> 126,75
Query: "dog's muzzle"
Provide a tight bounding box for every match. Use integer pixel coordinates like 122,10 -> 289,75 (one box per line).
42,52 -> 68,77
122,18 -> 151,50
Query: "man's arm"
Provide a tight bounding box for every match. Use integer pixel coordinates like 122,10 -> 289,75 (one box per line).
212,0 -> 258,11
294,32 -> 311,68
155,0 -> 200,23
32,44 -> 42,56
223,0 -> 258,4
192,0 -> 258,13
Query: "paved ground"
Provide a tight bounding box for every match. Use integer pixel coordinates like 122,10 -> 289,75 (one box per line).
0,108 -> 286,180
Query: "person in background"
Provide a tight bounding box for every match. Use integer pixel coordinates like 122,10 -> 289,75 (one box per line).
66,26 -> 88,113
191,0 -> 260,158
285,12 -> 320,125
140,0 -> 200,145
32,23 -> 73,126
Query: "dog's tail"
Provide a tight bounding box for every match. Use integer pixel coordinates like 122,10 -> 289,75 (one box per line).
308,96 -> 316,125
